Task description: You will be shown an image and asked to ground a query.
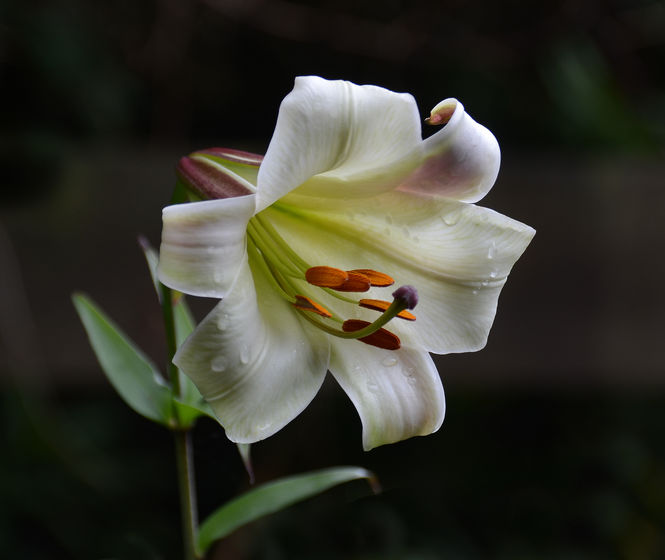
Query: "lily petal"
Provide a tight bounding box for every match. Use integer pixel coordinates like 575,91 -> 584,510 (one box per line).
173,260 -> 330,443
264,191 -> 534,354
329,340 -> 445,450
158,195 -> 256,298
256,76 -> 422,211
399,99 -> 500,203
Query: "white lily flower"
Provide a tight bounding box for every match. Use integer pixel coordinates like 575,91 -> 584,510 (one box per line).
158,76 -> 534,451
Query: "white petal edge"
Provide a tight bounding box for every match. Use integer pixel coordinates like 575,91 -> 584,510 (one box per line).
256,76 -> 423,211
158,195 -> 256,298
263,191 -> 534,354
173,259 -> 330,443
329,340 -> 445,451
398,99 -> 501,203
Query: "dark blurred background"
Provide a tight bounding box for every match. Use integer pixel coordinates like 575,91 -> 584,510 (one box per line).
1,0 -> 664,558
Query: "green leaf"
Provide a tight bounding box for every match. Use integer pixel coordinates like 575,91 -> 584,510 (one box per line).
72,292 -> 174,426
197,466 -> 378,553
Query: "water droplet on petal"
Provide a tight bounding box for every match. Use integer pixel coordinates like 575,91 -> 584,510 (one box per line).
487,241 -> 497,260
211,355 -> 228,372
213,270 -> 223,283
382,356 -> 398,367
240,345 -> 250,364
367,380 -> 379,393
256,420 -> 272,432
489,270 -> 498,279
442,211 -> 460,226
217,313 -> 230,331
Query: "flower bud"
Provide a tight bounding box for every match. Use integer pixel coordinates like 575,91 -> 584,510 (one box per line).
175,150 -> 256,200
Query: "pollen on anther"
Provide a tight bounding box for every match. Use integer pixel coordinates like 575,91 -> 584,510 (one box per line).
306,266 -> 348,288
343,319 -> 401,350
332,271 -> 371,292
358,299 -> 416,321
293,295 -> 332,318
348,269 -> 394,287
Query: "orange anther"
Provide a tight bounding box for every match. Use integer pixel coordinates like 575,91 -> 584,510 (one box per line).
342,320 -> 401,350
305,266 -> 348,288
293,295 -> 332,318
348,269 -> 394,287
358,299 -> 416,321
331,271 -> 371,292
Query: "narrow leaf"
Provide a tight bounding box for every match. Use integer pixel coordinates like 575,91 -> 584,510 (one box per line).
197,467 -> 378,553
72,293 -> 174,425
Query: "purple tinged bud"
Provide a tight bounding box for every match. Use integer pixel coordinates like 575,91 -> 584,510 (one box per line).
392,285 -> 418,309
176,153 -> 254,200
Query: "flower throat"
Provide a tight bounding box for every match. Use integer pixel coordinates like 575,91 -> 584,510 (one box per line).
245,213 -> 418,350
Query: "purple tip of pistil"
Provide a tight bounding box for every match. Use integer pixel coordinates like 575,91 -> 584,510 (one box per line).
392,285 -> 418,309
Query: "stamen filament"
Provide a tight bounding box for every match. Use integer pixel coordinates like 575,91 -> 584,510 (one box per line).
253,214 -> 310,271
246,239 -> 296,304
247,221 -> 302,277
295,296 -> 410,341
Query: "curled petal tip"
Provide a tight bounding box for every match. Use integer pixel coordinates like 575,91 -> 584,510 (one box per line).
425,99 -> 457,126
392,285 -> 418,309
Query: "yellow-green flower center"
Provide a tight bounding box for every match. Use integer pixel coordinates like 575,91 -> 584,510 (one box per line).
245,212 -> 416,350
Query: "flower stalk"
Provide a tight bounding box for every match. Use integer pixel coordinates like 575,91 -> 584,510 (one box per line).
160,282 -> 200,560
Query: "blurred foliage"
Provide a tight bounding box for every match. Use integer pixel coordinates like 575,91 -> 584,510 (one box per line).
1,389 -> 664,559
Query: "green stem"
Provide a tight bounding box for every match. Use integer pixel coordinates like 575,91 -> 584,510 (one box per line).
160,283 -> 200,560
174,428 -> 200,560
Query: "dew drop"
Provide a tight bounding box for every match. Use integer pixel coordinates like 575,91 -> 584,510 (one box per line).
402,226 -> 411,239
487,241 -> 497,260
407,376 -> 418,386
366,380 -> 379,393
213,270 -> 223,283
211,355 -> 228,372
489,270 -> 498,279
442,211 -> 460,226
382,356 -> 398,367
217,313 -> 230,331
256,421 -> 273,432
239,345 -> 250,364
471,289 -> 479,295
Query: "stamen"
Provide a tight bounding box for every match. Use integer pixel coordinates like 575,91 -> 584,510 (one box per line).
331,271 -> 371,292
359,299 -> 416,321
293,295 -> 332,318
342,320 -> 401,350
306,266 -> 348,288
349,269 -> 394,287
